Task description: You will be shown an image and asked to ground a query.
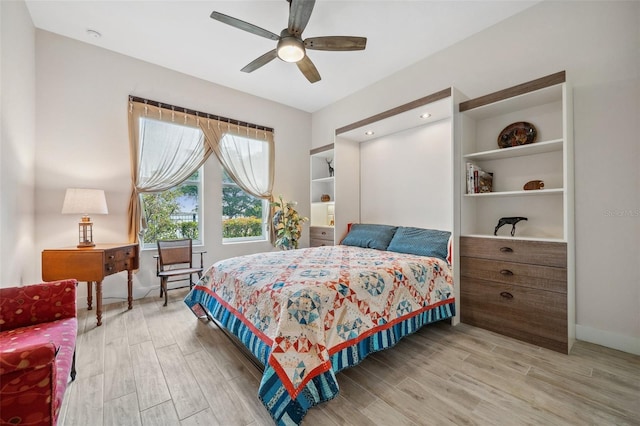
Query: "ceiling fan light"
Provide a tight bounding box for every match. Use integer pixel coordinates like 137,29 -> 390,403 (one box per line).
277,37 -> 305,62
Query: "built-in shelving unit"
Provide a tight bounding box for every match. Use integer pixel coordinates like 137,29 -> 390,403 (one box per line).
309,142 -> 360,245
310,144 -> 335,230
458,72 -> 571,242
456,71 -> 575,353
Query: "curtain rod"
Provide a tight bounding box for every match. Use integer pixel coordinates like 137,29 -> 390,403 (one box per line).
128,95 -> 274,133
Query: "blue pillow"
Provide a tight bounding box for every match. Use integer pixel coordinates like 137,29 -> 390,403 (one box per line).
341,224 -> 398,251
387,227 -> 451,261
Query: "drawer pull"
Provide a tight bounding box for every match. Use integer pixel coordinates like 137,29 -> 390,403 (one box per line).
499,247 -> 513,253
500,291 -> 514,299
500,269 -> 514,276
108,255 -> 115,260
321,231 -> 326,235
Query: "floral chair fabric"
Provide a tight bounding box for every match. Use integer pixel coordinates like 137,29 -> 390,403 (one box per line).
0,279 -> 78,425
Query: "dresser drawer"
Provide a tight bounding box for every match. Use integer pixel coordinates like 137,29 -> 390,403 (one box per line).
104,260 -> 131,275
461,277 -> 567,352
310,238 -> 333,247
460,256 -> 566,293
460,237 -> 567,268
104,245 -> 138,276
310,226 -> 334,241
105,247 -> 136,261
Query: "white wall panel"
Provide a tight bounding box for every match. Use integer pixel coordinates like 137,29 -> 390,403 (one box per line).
360,119 -> 452,231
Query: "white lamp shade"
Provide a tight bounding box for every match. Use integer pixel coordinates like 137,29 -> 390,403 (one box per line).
62,188 -> 108,215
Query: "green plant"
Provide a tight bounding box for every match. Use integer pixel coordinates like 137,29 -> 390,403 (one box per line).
223,217 -> 263,238
271,196 -> 308,250
180,221 -> 199,240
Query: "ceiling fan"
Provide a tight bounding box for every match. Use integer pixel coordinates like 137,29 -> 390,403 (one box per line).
210,0 -> 367,83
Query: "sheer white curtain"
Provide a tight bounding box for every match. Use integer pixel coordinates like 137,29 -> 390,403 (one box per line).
128,102 -> 211,241
200,123 -> 275,240
215,131 -> 273,198
127,99 -> 275,243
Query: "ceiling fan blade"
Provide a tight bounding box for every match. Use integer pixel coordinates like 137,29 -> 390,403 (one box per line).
296,55 -> 321,83
288,0 -> 315,37
241,49 -> 278,73
304,36 -> 367,51
210,11 -> 279,41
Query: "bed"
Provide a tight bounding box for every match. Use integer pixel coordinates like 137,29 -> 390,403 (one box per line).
184,224 -> 455,425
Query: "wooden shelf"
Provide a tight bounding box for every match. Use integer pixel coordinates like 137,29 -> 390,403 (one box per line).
311,177 -> 335,183
464,139 -> 563,161
461,234 -> 566,243
459,77 -> 564,117
464,188 -> 563,198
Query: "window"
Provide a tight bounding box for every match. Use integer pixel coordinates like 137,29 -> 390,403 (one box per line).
141,169 -> 202,249
136,116 -> 206,249
222,169 -> 268,242
128,98 -> 274,245
220,132 -> 270,243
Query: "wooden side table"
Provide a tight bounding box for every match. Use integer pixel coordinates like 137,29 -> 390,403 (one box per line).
42,243 -> 139,326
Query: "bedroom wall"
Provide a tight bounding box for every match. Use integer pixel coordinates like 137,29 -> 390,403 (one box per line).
359,119 -> 453,231
312,1 -> 640,354
33,31 -> 311,303
0,0 -> 36,287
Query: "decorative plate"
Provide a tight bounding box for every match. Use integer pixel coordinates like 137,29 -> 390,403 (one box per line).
497,122 -> 537,148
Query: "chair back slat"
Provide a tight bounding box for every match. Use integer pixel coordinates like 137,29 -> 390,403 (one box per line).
157,239 -> 193,268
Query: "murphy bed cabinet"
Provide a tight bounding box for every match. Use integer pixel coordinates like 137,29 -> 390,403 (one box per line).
309,141 -> 359,246
457,71 -> 574,353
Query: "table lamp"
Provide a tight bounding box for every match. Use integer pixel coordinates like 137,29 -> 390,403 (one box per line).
61,188 -> 108,248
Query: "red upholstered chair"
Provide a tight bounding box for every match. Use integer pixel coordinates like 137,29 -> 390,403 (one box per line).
0,279 -> 78,425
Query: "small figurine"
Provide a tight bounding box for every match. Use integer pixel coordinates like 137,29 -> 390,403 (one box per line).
326,158 -> 334,177
494,217 -> 528,236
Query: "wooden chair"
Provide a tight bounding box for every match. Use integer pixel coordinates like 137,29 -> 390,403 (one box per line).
154,239 -> 205,306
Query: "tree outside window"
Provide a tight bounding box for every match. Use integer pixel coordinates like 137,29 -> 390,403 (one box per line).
222,169 -> 267,241
141,170 -> 201,249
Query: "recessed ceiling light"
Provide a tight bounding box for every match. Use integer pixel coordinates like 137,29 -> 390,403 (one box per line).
364,131 -> 375,136
86,29 -> 102,39
420,113 -> 431,119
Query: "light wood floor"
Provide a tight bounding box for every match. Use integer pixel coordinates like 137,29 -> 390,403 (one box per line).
59,288 -> 640,426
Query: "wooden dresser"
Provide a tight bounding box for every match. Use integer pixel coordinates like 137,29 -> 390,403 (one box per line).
310,226 -> 334,247
42,243 -> 139,326
460,236 -> 568,353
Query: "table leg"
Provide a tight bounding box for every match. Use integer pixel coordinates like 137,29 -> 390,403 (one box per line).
127,269 -> 133,310
87,281 -> 93,310
96,280 -> 103,326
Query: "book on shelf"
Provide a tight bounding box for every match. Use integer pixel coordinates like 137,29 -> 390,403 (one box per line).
466,162 -> 493,194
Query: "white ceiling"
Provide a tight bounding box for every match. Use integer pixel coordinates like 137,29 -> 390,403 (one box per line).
25,1 -> 538,113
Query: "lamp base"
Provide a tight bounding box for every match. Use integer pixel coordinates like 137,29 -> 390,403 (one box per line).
78,219 -> 94,248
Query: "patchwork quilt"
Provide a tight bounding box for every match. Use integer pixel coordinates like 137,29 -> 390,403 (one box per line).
184,245 -> 455,425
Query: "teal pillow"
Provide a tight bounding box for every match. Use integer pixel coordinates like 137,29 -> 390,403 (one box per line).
387,227 -> 451,261
341,224 -> 398,251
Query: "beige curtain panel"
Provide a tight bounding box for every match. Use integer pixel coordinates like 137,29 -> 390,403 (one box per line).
127,99 -> 275,243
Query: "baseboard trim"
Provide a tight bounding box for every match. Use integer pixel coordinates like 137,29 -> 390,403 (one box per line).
576,324 -> 640,355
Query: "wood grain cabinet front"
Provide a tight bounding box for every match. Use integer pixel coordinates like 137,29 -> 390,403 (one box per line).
460,236 -> 569,353
310,226 -> 334,247
104,246 -> 137,275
